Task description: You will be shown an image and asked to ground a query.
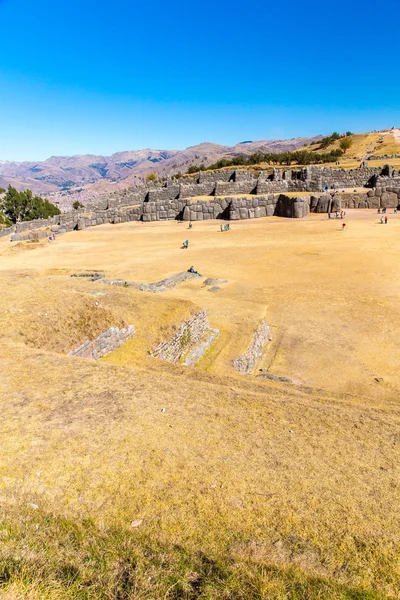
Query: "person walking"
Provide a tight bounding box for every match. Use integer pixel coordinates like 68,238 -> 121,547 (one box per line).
385,215 -> 388,224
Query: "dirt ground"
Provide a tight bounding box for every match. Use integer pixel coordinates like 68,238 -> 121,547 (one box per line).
1,208 -> 399,399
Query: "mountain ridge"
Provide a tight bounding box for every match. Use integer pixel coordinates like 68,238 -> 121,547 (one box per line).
1,128 -> 399,204
0,136 -> 322,198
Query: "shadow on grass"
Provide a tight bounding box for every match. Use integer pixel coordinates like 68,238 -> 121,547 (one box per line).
0,512 -> 390,599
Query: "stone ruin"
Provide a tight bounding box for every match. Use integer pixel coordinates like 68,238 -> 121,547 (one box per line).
1,164 -> 399,241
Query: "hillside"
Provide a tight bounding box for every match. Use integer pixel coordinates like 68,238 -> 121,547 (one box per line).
1,129 -> 399,208
1,213 -> 400,598
0,137 -> 324,197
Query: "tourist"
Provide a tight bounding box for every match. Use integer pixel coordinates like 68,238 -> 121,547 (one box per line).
188,266 -> 201,276
385,216 -> 388,224
378,208 -> 381,214
182,240 -> 189,249
189,222 -> 193,229
394,207 -> 397,214
328,212 -> 331,219
342,223 -> 346,230
220,224 -> 223,232
380,216 -> 384,224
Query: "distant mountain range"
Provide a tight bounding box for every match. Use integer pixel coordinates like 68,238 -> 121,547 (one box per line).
0,136 -> 323,200
2,129 -> 399,206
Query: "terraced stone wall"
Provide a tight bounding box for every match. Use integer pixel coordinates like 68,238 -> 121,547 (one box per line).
69,325 -> 135,360
151,310 -> 209,363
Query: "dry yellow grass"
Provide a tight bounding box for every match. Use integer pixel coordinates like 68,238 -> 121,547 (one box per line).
1,212 -> 400,598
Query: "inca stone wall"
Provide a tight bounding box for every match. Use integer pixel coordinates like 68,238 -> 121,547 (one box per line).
234,320 -> 272,375
69,325 -> 135,360
2,164 -> 400,241
0,226 -> 15,238
183,328 -> 220,366
151,310 -> 209,363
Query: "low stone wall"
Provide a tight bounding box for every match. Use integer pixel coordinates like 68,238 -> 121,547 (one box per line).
184,328 -> 220,366
151,310 -> 209,362
0,226 -> 15,238
234,320 -> 272,375
69,325 -> 135,360
99,271 -> 201,293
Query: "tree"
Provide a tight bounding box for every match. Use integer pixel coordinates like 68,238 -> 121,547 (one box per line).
0,187 -> 5,195
145,172 -> 157,182
1,186 -> 61,224
340,137 -> 353,151
73,201 -> 84,210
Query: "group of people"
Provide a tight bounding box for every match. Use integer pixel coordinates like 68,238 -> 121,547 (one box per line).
328,211 -> 346,219
220,224 -> 230,232
380,215 -> 389,224
378,207 -> 397,214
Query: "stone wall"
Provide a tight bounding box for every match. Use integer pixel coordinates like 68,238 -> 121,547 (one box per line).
181,194 -> 310,221
151,310 -> 209,363
69,325 -> 135,360
0,226 -> 15,238
5,164 -> 400,241
234,320 -> 272,375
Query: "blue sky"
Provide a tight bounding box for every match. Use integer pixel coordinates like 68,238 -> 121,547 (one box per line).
0,0 -> 399,161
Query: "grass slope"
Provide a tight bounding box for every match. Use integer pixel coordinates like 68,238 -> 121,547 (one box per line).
1,215 -> 400,598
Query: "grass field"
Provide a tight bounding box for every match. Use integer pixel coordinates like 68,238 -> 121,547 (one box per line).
1,211 -> 400,599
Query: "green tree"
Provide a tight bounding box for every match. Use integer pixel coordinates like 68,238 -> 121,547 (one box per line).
340,137 -> 353,151
1,186 -> 60,224
72,201 -> 84,210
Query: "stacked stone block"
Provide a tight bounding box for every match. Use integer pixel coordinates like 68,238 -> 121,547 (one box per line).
6,164 -> 400,241
234,320 -> 272,375
151,310 -> 209,363
69,325 -> 135,360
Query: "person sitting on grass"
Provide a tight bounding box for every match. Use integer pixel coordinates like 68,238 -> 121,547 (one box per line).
188,266 -> 202,276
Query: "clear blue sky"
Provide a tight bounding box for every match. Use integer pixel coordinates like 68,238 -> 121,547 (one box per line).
1,0 -> 399,161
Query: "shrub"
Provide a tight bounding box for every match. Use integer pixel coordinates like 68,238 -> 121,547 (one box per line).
340,137 -> 353,151
145,172 -> 157,182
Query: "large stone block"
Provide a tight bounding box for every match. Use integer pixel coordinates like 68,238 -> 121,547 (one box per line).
381,192 -> 398,208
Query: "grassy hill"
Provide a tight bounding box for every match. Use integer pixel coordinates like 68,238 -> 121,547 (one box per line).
1,214 -> 400,598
